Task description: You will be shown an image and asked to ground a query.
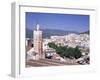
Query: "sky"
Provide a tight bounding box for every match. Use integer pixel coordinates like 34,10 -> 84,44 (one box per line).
26,12 -> 89,32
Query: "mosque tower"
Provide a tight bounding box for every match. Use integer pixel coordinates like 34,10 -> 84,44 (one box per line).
33,24 -> 44,60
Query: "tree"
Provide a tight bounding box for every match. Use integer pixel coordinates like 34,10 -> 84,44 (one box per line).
48,42 -> 82,59
74,46 -> 82,59
48,42 -> 57,49
56,46 -> 66,58
64,47 -> 74,58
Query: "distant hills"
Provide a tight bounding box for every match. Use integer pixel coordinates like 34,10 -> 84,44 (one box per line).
26,28 -> 89,38
26,28 -> 33,38
42,29 -> 79,38
80,30 -> 89,34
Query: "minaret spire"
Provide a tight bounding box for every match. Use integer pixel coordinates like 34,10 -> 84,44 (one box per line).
36,24 -> 40,31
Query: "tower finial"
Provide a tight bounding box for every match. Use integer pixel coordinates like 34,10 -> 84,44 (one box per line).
36,24 -> 40,30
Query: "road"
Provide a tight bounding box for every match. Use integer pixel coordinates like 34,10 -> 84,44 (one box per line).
26,59 -> 79,67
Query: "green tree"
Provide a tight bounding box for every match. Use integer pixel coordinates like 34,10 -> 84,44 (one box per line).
74,46 -> 82,59
48,42 -> 82,59
56,46 -> 66,58
48,42 -> 57,49
64,47 -> 73,58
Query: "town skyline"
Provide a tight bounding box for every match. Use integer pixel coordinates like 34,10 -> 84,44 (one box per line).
26,12 -> 89,33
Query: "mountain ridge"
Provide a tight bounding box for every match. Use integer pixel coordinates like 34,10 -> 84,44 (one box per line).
26,28 -> 88,38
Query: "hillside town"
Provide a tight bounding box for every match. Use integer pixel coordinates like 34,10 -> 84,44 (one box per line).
26,24 -> 89,67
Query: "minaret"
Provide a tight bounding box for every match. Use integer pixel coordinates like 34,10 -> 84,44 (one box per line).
33,24 -> 43,60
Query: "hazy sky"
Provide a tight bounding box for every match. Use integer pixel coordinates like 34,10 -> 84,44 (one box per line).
26,12 -> 89,32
